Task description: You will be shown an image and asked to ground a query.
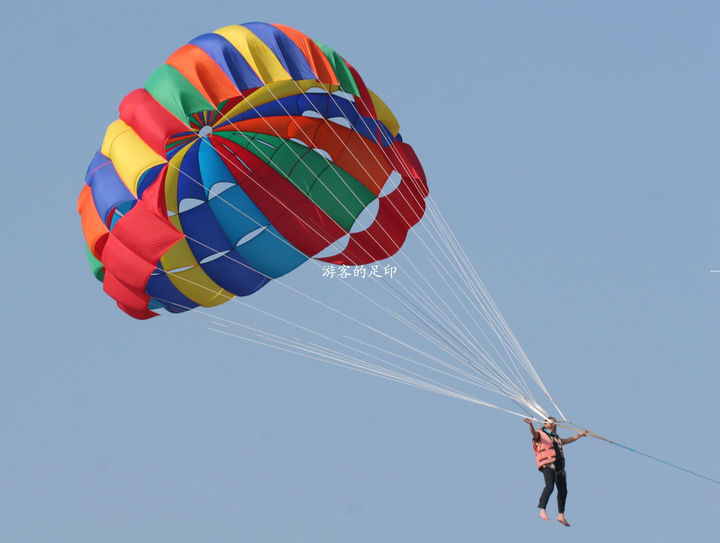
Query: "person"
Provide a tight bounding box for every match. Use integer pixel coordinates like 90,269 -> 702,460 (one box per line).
523,417 -> 587,527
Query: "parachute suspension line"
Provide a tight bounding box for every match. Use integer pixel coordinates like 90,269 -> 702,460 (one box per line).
209,326 -> 486,405
338,333 -> 545,420
227,292 -> 479,391
307,335 -> 506,396
379,285 -> 523,394
378,282 -> 545,416
267,82 -> 552,415
209,89 -> 496,361
406,197 -> 545,408
211,322 -> 469,401
203,95 -> 540,404
211,324 -> 538,418
161,154 -> 509,397
396,223 -> 546,414
87,30 -> 563,426
417,205 -> 546,407
217,109 -> 536,416
150,243 -> 514,403
370,262 -> 533,405
171,215 -> 545,417
170,230 -> 545,416
418,204 -> 528,363
162,81 -> 561,418
159,165 -> 501,391
153,290 -> 535,417
289,84 -> 556,417
213,84 -> 479,335
409,231 -> 537,401
431,206 -> 548,399
341,335 -> 500,393
354,292 -> 513,394
156,288 -> 478,401
226,86 -> 552,415
151,220 -> 547,419
426,201 -> 565,419
418,204 -> 538,384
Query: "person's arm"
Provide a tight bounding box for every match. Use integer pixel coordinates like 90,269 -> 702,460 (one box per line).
523,418 -> 539,439
560,430 -> 588,445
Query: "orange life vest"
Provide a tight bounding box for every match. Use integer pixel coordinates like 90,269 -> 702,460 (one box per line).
533,429 -> 563,469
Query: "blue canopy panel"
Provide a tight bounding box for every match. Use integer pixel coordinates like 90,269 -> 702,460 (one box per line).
85,149 -> 136,226
189,33 -> 265,92
217,92 -> 397,147
197,139 -> 307,278
234,224 -> 306,278
145,261 -> 200,313
175,142 -> 270,296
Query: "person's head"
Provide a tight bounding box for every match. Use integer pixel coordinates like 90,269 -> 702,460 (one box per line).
543,417 -> 557,431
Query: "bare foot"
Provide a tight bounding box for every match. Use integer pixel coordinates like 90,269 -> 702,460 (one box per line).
539,509 -> 549,521
557,514 -> 570,527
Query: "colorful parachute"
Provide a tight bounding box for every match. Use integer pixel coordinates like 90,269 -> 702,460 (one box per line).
79,23 -> 428,319
77,23 -> 572,431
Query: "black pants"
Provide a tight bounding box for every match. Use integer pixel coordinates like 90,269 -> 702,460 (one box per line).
538,464 -> 567,513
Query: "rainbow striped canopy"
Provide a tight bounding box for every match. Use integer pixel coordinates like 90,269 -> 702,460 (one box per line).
79,23 -> 428,319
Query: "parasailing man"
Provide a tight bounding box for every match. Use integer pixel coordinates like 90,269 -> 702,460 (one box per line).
523,417 -> 587,526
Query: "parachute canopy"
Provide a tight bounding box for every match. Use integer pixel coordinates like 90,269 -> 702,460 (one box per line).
79,22 -> 428,319
78,23 -> 571,429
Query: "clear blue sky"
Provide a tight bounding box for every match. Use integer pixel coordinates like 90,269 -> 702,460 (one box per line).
1,1 -> 718,541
